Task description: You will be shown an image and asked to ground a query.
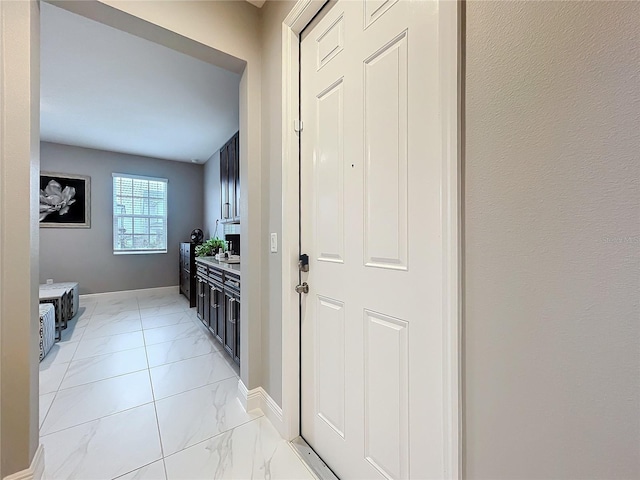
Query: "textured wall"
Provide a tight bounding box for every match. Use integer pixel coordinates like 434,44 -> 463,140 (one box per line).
465,1 -> 640,478
258,0 -> 296,407
40,142 -> 204,294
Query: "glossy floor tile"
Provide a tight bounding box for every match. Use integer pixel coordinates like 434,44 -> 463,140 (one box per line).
39,361 -> 69,395
41,404 -> 162,480
83,316 -> 143,339
138,294 -> 189,310
39,292 -> 315,479
39,341 -> 79,368
149,352 -> 237,400
143,322 -> 205,346
115,460 -> 168,480
73,330 -> 145,360
163,417 -> 315,480
41,370 -> 154,435
39,392 -> 56,428
140,303 -> 188,318
155,377 -> 262,456
146,334 -> 221,368
141,311 -> 195,330
60,347 -> 148,389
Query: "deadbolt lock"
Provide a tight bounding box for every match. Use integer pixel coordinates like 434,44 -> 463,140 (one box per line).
298,254 -> 309,272
295,282 -> 309,294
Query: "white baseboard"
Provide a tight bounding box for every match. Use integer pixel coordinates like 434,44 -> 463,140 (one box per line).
237,379 -> 285,439
3,444 -> 44,480
79,285 -> 179,301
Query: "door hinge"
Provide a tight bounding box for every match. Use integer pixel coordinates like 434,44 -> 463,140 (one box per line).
294,120 -> 304,133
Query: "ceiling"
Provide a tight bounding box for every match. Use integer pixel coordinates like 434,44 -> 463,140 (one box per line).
40,2 -> 240,163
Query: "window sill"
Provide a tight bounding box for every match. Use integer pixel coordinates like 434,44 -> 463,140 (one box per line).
113,250 -> 168,256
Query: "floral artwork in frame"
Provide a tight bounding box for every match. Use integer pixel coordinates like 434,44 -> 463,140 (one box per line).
39,172 -> 91,228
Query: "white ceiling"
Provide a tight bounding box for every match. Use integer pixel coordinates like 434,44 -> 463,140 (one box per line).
40,2 -> 240,163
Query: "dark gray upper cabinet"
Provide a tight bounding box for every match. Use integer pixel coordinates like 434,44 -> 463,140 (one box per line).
220,131 -> 240,223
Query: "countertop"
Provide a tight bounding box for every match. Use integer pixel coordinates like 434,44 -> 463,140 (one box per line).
195,256 -> 241,277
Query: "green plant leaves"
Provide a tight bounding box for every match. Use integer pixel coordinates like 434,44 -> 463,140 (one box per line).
195,237 -> 226,257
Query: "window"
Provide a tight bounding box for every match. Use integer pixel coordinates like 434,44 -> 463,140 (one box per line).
113,173 -> 167,254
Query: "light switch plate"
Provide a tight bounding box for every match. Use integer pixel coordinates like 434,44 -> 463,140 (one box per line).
46,279 -> 53,285
270,233 -> 278,253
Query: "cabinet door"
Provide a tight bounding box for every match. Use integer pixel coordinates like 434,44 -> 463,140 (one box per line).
220,144 -> 230,219
233,297 -> 240,365
203,283 -> 210,328
215,288 -> 225,344
233,133 -> 240,221
179,246 -> 184,293
224,293 -> 236,358
196,278 -> 205,322
182,271 -> 190,298
209,284 -> 221,335
227,137 -> 237,222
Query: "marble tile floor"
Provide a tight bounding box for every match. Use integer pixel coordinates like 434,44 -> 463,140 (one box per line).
39,292 -> 315,480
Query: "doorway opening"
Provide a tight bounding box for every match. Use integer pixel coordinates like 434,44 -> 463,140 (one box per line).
33,1 -> 263,477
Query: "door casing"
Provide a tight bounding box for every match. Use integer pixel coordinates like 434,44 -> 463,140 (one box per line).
279,1 -> 463,478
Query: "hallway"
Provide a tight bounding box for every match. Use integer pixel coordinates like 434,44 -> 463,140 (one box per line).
38,292 -> 314,480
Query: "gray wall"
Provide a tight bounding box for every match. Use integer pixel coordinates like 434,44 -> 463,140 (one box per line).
258,0 -> 295,407
204,149 -> 222,239
40,142 -> 204,294
465,2 -> 640,478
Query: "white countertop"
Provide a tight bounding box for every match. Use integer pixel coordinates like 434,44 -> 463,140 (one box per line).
195,257 -> 241,277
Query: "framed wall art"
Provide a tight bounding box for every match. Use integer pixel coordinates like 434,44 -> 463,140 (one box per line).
39,172 -> 91,228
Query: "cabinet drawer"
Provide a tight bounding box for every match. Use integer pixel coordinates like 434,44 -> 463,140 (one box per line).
196,264 -> 208,278
223,275 -> 240,296
208,267 -> 223,283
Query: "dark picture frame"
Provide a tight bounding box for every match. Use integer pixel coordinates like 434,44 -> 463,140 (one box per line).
39,172 -> 91,228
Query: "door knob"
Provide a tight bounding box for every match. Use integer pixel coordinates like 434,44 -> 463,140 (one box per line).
295,282 -> 309,294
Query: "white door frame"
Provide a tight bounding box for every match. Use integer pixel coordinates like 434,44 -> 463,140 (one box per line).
279,1 -> 463,478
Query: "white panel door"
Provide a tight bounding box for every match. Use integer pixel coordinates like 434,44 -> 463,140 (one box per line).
300,0 -> 446,478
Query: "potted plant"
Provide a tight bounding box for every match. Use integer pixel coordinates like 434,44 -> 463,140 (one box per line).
195,237 -> 226,257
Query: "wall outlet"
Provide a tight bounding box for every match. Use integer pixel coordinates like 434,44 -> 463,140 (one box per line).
46,279 -> 54,285
270,233 -> 278,253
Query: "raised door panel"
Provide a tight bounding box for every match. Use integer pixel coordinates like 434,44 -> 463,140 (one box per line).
220,144 -> 230,220
227,137 -> 237,222
224,293 -> 235,357
208,284 -> 219,335
364,0 -> 399,29
196,278 -> 205,321
363,32 -> 408,271
315,80 -> 345,264
230,133 -> 240,222
364,310 -> 409,480
179,246 -> 184,283
233,299 -> 240,365
234,133 -> 240,221
203,284 -> 210,328
316,296 -> 346,437
215,294 -> 225,345
182,272 -> 190,298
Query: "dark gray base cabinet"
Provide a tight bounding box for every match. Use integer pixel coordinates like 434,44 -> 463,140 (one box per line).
179,243 -> 196,308
195,260 -> 240,366
223,273 -> 240,366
